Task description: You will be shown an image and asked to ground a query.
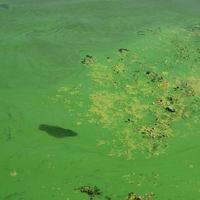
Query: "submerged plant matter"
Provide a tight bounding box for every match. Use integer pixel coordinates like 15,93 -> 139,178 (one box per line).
54,27 -> 200,159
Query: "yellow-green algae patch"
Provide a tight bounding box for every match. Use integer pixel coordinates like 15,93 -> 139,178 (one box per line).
53,26 -> 200,159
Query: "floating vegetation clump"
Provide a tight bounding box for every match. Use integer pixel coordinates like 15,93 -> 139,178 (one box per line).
75,185 -> 102,200
75,185 -> 153,200
54,26 -> 200,159
125,192 -> 154,200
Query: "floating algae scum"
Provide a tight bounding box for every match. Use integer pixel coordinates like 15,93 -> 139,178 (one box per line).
54,26 -> 200,198
55,27 -> 200,157
0,0 -> 200,200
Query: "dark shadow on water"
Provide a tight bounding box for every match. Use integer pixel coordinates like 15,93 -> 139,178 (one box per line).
0,4 -> 9,9
38,124 -> 78,138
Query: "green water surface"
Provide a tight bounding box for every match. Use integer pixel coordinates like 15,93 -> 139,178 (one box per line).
0,0 -> 200,199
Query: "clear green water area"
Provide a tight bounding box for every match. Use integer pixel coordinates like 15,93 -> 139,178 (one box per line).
0,0 -> 200,199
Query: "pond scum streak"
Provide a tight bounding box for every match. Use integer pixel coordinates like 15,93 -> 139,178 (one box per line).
53,26 -> 200,159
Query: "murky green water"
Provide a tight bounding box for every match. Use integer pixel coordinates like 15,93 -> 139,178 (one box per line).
0,0 -> 200,199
